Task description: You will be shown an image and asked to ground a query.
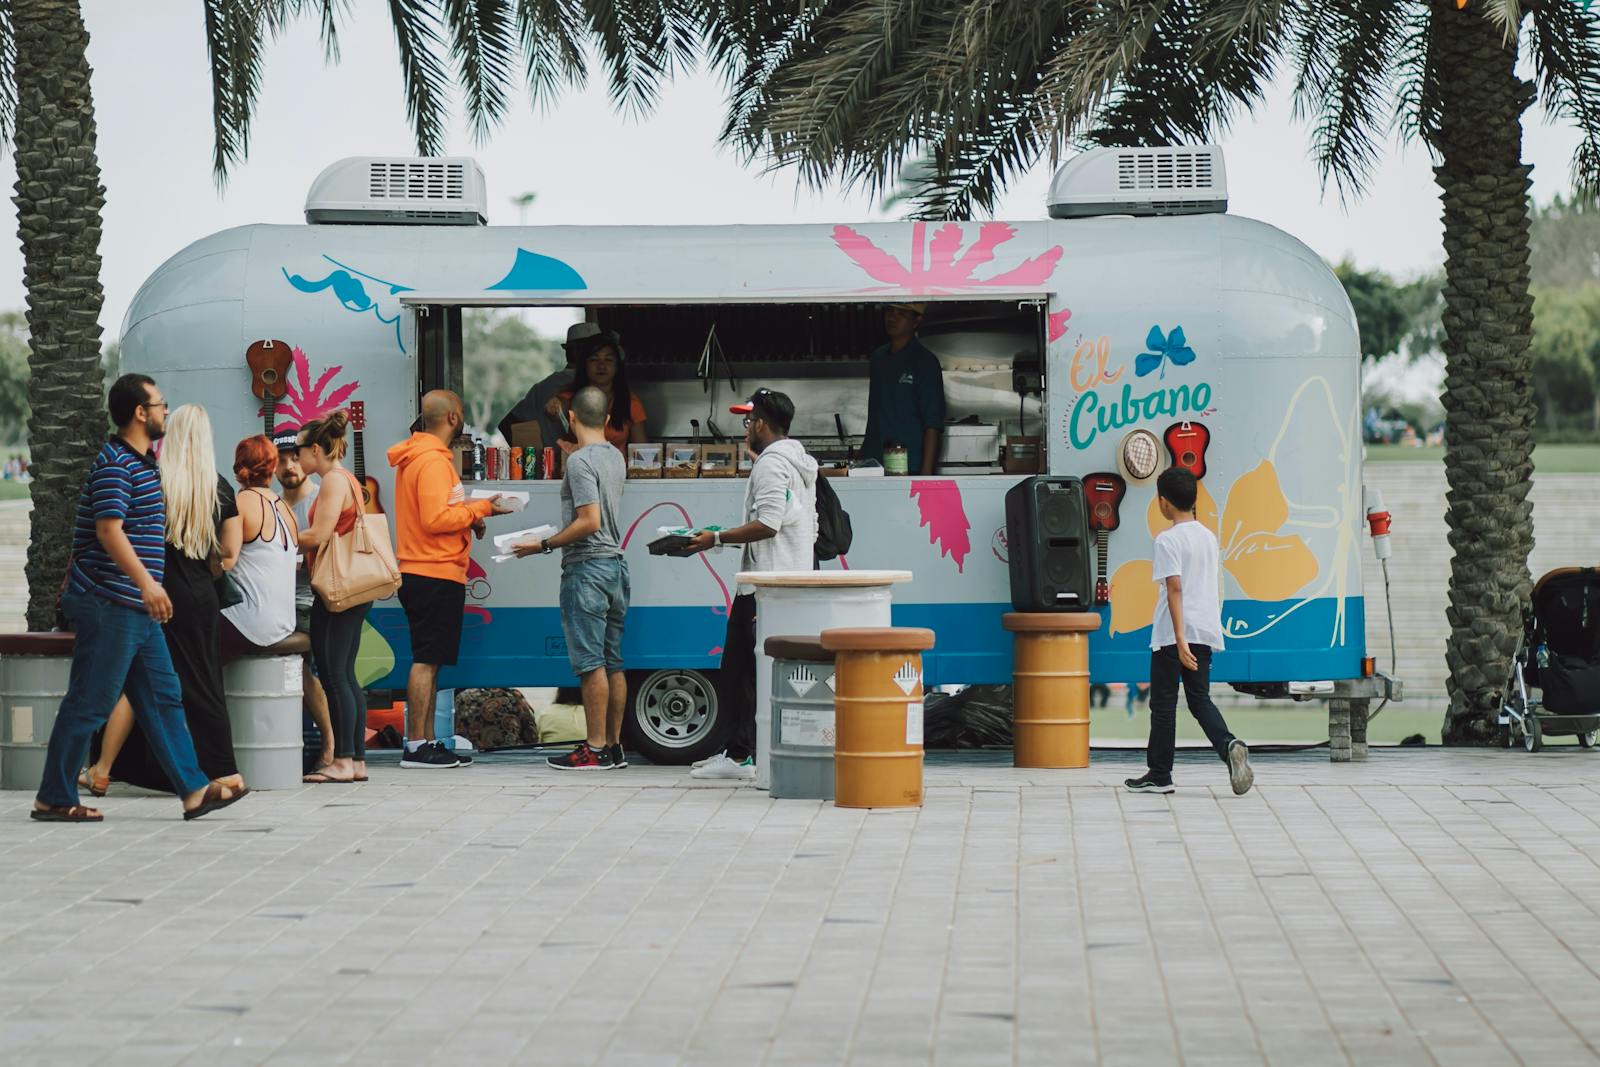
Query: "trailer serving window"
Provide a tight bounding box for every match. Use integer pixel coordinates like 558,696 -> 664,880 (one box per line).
403,292 -> 1050,475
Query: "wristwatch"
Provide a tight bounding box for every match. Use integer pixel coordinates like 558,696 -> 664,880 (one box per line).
541,541 -> 555,554
712,530 -> 722,549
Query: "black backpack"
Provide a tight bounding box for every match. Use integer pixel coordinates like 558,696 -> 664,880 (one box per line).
814,476 -> 852,561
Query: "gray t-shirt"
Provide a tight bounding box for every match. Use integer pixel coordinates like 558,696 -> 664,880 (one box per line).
561,443 -> 624,567
286,480 -> 319,608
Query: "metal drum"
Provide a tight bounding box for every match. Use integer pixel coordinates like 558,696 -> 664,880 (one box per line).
821,627 -> 935,809
765,636 -> 836,801
1003,612 -> 1102,768
224,655 -> 305,790
0,634 -> 76,791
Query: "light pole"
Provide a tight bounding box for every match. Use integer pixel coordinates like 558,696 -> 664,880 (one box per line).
511,191 -> 537,226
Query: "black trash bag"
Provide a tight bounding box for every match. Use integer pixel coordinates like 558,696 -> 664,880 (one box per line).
1541,653 -> 1600,714
924,685 -> 1015,749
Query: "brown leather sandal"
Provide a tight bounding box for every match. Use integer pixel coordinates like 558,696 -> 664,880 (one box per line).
78,769 -> 109,798
183,782 -> 250,821
31,805 -> 103,822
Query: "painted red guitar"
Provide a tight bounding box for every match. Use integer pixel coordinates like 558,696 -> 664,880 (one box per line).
1084,472 -> 1126,606
1164,421 -> 1211,480
348,401 -> 384,514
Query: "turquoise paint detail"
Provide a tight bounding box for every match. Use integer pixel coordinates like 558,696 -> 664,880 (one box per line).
282,255 -> 412,350
1068,379 -> 1213,450
487,248 -> 587,291
1135,324 -> 1196,379
365,596 -> 1366,690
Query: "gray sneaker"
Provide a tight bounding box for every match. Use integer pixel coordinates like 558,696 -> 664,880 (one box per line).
1227,739 -> 1254,795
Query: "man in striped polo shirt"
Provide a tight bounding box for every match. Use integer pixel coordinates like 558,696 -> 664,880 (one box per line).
31,374 -> 247,822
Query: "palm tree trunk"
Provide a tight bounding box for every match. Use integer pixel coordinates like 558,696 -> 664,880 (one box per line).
12,0 -> 109,630
1432,2 -> 1537,744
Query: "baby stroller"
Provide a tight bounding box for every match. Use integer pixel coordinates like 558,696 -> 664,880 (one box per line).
1501,567 -> 1600,751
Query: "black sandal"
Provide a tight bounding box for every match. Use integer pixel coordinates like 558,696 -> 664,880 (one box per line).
183,782 -> 250,821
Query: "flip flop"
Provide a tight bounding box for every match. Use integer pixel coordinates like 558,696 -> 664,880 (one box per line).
183,782 -> 250,821
301,771 -> 353,784
31,805 -> 103,823
77,769 -> 109,798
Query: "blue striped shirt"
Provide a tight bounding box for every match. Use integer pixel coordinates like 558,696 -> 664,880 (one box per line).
69,437 -> 164,609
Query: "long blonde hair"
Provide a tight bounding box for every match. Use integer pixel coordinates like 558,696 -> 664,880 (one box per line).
161,404 -> 220,559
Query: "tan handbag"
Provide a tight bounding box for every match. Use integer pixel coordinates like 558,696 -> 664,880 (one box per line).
310,472 -> 402,612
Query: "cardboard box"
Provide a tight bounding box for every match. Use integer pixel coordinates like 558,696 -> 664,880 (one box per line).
1003,436 -> 1043,474
700,443 -> 737,478
507,421 -> 543,450
627,443 -> 664,479
664,444 -> 702,479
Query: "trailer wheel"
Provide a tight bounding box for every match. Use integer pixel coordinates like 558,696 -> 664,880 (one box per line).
1580,729 -> 1597,750
1524,715 -> 1544,753
625,669 -> 725,765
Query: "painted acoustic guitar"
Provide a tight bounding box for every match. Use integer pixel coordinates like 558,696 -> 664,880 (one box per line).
1083,472 -> 1126,606
1164,420 -> 1211,480
348,401 -> 384,514
246,339 -> 293,434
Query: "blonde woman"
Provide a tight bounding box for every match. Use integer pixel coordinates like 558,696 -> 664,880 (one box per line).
84,405 -> 245,794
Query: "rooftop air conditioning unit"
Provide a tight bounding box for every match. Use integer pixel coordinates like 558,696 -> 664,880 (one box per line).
305,156 -> 488,225
1047,145 -> 1227,219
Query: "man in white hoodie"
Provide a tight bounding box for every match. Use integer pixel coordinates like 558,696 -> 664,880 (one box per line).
685,389 -> 818,780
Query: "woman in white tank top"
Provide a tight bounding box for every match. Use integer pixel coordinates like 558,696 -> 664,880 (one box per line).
221,437 -> 299,658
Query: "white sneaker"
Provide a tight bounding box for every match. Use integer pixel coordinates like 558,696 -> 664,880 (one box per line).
690,754 -> 755,781
691,750 -> 727,770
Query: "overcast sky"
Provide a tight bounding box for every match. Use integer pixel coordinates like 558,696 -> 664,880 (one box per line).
0,1 -> 1586,341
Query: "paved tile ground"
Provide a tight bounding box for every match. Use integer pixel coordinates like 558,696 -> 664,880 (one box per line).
5,746 -> 1600,1066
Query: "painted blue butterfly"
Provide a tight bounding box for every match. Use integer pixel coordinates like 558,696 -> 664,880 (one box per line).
1135,325 -> 1197,379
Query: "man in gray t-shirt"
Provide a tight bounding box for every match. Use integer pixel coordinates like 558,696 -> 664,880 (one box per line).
513,386 -> 630,771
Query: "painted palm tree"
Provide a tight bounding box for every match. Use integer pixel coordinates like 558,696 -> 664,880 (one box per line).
0,0 -> 697,630
711,0 -> 1600,744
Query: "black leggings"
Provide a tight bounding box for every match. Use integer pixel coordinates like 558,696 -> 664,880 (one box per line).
311,597 -> 371,760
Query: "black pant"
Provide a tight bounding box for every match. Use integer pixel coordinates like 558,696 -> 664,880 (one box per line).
1146,644 -> 1234,781
311,597 -> 371,760
717,594 -> 758,762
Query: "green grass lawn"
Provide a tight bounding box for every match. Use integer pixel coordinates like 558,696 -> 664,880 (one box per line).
1367,443 -> 1600,473
0,480 -> 30,500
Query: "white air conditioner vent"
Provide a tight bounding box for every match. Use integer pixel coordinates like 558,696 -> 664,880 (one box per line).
306,157 -> 488,226
1049,145 -> 1227,219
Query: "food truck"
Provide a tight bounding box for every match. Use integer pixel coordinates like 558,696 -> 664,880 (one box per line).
121,146 -> 1383,763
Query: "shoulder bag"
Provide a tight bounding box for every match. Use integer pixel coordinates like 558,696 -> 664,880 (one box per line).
310,471 -> 402,612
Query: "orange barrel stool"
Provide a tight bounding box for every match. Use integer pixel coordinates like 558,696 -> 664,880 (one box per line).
1003,612 -> 1102,768
820,627 -> 935,809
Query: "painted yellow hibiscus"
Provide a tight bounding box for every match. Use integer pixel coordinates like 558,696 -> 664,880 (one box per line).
1108,460 -> 1319,636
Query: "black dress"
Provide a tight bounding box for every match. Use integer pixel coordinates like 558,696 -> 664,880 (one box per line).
109,478 -> 240,792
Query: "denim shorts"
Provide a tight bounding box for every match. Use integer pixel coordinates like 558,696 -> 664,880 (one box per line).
560,556 -> 629,675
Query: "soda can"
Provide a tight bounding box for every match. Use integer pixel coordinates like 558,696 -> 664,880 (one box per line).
507,446 -> 523,480
523,446 -> 540,480
498,446 -> 511,480
485,446 -> 500,480
542,446 -> 556,480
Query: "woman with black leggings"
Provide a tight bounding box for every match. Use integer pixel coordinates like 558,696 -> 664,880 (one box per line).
294,410 -> 371,783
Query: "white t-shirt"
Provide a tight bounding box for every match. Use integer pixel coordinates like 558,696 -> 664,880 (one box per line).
1150,521 -> 1226,651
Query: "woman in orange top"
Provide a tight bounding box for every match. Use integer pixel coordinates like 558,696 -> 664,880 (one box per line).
546,334 -> 647,453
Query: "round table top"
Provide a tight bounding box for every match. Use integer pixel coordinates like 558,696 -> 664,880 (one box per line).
735,569 -> 913,588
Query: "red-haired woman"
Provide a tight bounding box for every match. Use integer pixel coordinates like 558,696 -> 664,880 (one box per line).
220,435 -> 300,660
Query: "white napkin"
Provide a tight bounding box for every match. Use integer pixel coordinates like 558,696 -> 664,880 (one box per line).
471,489 -> 528,512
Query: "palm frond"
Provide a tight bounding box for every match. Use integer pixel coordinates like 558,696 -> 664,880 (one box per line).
1290,0 -> 1408,199
203,0 -> 270,182
443,0 -> 518,140
1391,2 -> 1443,149
1031,0 -> 1168,140
583,0 -> 697,118
1526,0 -> 1600,192
0,0 -> 16,150
1480,0 -> 1524,45
385,0 -> 451,155
514,0 -> 588,103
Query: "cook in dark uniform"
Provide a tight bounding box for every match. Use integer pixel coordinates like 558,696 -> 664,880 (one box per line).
861,302 -> 945,475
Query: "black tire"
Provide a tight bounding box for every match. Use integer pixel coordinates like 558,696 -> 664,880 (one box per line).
1579,729 -> 1597,750
1498,721 -> 1513,749
623,668 -> 726,765
1525,715 -> 1544,753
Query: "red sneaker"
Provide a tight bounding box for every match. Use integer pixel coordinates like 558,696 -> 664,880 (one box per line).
547,743 -> 612,771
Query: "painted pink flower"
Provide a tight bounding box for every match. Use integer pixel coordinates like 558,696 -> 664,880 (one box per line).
910,481 -> 972,573
833,222 -> 1064,294
259,346 -> 360,432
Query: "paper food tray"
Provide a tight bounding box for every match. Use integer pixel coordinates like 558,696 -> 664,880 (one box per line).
471,489 -> 529,512
492,524 -> 556,553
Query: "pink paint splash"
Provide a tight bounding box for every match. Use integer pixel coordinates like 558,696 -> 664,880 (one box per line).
833,222 -> 1063,294
257,346 -> 360,432
1048,309 -> 1073,342
621,502 -> 733,654
909,481 -> 972,573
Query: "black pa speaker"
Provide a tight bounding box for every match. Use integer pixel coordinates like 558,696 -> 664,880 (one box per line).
1004,476 -> 1092,612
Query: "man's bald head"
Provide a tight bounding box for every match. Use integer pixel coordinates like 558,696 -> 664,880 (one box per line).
421,390 -> 463,429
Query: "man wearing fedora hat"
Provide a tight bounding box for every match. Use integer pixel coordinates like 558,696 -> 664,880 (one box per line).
496,321 -> 617,450
862,302 -> 946,476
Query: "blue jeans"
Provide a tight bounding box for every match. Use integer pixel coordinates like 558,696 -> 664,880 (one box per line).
559,557 -> 629,676
37,589 -> 209,807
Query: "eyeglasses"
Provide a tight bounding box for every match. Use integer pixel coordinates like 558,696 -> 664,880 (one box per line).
142,401 -> 168,410
742,416 -> 753,429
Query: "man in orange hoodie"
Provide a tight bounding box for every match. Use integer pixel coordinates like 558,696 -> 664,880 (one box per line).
388,390 -> 514,769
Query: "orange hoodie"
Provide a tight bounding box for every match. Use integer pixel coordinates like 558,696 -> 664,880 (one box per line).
387,432 -> 494,583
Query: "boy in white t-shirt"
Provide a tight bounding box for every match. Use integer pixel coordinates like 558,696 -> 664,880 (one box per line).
1125,467 -> 1254,795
